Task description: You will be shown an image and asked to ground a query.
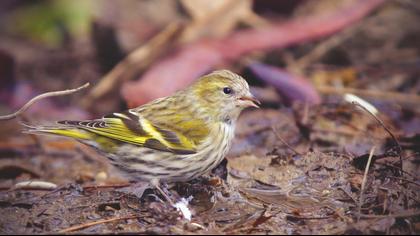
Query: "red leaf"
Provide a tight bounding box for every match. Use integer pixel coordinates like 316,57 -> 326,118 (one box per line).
122,0 -> 384,107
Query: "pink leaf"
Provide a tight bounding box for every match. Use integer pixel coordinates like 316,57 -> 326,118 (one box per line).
249,63 -> 321,105
122,0 -> 384,107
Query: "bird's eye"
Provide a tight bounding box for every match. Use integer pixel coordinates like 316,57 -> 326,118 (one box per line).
223,87 -> 232,94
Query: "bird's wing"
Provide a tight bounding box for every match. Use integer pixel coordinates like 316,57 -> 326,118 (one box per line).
58,110 -> 200,155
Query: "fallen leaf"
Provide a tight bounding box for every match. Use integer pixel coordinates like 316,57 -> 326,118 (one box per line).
249,62 -> 321,105
180,0 -> 254,42
122,0 -> 384,106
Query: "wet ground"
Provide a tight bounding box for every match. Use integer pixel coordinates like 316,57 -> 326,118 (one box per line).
0,105 -> 418,234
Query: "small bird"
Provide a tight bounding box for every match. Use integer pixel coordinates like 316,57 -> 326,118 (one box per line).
25,70 -> 259,201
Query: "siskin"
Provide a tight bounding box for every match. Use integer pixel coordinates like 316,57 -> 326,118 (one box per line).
25,70 -> 259,199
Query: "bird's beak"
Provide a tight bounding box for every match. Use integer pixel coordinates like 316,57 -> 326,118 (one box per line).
238,95 -> 260,108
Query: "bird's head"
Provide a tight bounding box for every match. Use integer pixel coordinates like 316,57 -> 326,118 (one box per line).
190,70 -> 260,123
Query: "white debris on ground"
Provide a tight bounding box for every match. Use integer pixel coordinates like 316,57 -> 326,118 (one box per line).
14,180 -> 57,190
174,196 -> 193,221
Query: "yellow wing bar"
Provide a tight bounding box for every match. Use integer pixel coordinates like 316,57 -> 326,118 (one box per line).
58,112 -> 197,155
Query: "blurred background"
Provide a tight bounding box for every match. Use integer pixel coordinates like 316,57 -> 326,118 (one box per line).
0,0 -> 419,234
0,0 -> 419,119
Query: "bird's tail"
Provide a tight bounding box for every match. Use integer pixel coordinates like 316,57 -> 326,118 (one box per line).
22,122 -> 91,140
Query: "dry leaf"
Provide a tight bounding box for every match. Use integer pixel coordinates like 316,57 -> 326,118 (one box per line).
121,0 -> 384,107
180,0 -> 254,42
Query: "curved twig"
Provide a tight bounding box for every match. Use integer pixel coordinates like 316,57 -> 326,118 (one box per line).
58,215 -> 139,233
0,83 -> 90,121
351,100 -> 403,176
271,127 -> 302,156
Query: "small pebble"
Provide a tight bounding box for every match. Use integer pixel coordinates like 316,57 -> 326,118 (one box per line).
95,171 -> 108,182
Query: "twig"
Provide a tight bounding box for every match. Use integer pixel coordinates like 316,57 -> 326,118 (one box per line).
83,22 -> 181,108
379,163 -> 417,180
286,215 -> 334,220
82,183 -> 130,190
1,183 -> 133,192
123,0 -> 385,107
271,127 -> 302,155
292,20 -> 361,70
317,85 -> 420,104
0,83 -> 90,121
58,215 -> 139,233
357,210 -> 420,219
292,14 -> 383,71
357,146 -> 376,222
387,176 -> 420,188
351,100 -> 403,175
337,187 -> 357,204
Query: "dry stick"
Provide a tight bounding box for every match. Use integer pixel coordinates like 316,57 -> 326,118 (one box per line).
337,187 -> 358,204
286,215 -> 334,220
387,176 -> 420,188
358,210 -> 420,219
357,146 -> 376,222
351,100 -> 403,176
271,127 -> 302,156
4,183 -> 130,192
83,23 -> 181,108
379,163 -> 417,180
318,86 -> 420,104
292,20 -> 361,70
292,15 -> 381,71
82,183 -> 130,190
58,215 -> 139,233
0,83 -> 90,121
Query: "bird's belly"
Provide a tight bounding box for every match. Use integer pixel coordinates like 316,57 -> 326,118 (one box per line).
100,123 -> 235,183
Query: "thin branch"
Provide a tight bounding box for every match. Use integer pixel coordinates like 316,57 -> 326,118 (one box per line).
337,187 -> 357,204
318,85 -> 420,105
82,183 -> 130,190
58,215 -> 139,233
387,176 -> 420,188
286,215 -> 334,220
357,210 -> 420,219
271,127 -> 302,156
357,146 -> 376,222
351,100 -> 403,175
0,83 -> 90,121
379,163 -> 418,180
82,22 -> 181,108
292,18 -> 363,70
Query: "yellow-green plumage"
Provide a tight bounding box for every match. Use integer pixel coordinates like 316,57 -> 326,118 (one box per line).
25,70 -> 259,183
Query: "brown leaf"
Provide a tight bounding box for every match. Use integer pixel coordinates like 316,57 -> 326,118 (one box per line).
180,0 -> 254,42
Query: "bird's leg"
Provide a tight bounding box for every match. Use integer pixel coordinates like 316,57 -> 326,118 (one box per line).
117,181 -> 150,199
150,179 -> 176,206
116,181 -> 175,206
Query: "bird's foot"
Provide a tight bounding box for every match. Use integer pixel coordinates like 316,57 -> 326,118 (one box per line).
117,181 -> 150,199
150,179 -> 178,206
